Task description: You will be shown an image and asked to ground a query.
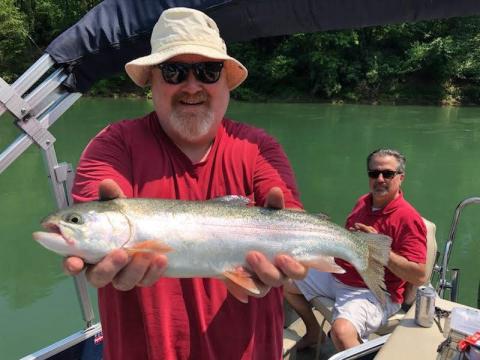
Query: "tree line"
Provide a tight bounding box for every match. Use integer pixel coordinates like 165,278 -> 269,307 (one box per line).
1,0 -> 480,105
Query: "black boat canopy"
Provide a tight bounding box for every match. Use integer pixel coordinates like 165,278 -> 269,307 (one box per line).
45,0 -> 480,93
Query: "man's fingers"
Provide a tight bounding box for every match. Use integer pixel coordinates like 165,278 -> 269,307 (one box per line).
246,251 -> 285,287
112,252 -> 168,290
111,253 -> 151,291
275,254 -> 308,280
80,249 -> 167,290
99,179 -> 126,200
137,254 -> 168,287
354,222 -> 377,233
85,249 -> 130,288
63,257 -> 85,275
245,251 -> 307,292
264,187 -> 285,210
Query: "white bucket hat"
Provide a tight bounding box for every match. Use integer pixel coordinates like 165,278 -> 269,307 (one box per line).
125,7 -> 248,90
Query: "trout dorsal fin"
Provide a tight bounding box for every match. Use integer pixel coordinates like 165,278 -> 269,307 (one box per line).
209,195 -> 251,206
313,212 -> 331,220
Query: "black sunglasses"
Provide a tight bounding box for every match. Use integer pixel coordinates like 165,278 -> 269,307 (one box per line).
156,62 -> 224,85
368,169 -> 402,179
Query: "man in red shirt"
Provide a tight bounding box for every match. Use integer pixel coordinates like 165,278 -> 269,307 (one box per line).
63,7 -> 306,360
285,148 -> 427,351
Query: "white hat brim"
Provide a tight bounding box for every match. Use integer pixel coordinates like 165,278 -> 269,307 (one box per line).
125,44 -> 247,90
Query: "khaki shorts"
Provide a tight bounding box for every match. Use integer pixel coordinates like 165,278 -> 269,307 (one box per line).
295,270 -> 401,342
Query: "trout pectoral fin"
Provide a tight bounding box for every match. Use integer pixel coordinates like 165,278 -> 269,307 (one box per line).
300,256 -> 346,273
224,278 -> 249,303
223,268 -> 270,298
125,240 -> 173,256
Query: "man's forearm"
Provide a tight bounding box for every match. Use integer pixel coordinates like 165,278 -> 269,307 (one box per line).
387,251 -> 427,285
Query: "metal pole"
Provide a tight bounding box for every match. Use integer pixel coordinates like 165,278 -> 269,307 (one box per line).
438,197 -> 480,298
0,54 -> 55,118
43,150 -> 95,328
1,57 -> 95,328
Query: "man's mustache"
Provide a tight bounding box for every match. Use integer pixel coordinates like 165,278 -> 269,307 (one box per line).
175,92 -> 208,103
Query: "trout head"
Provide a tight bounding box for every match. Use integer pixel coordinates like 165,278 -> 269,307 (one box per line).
32,202 -> 132,263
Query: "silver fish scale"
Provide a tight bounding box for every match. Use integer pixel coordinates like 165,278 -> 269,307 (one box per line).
115,198 -> 368,275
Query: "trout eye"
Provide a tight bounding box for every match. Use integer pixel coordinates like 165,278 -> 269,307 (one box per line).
64,213 -> 84,225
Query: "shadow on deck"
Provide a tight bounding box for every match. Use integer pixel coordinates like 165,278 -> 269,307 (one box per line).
283,303 -> 337,360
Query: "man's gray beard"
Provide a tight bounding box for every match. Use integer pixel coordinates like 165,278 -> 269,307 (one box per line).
169,108 -> 215,142
373,185 -> 388,196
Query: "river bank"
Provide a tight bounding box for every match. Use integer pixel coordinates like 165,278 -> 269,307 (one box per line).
86,77 -> 480,106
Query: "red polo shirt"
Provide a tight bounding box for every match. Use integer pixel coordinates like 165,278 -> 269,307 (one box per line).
72,112 -> 302,360
334,192 -> 427,303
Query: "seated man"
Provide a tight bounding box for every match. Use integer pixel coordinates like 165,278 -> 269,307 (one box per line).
284,148 -> 427,351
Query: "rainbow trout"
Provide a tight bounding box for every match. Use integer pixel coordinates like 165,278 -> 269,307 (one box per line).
33,196 -> 391,304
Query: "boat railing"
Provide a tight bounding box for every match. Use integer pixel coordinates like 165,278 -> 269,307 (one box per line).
434,196 -> 480,302
0,54 -> 95,329
327,335 -> 390,360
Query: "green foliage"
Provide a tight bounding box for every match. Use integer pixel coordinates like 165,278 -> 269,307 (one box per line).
88,73 -> 146,97
231,17 -> 480,104
0,2 -> 479,105
0,0 -> 28,81
29,0 -> 65,46
1,0 -> 102,79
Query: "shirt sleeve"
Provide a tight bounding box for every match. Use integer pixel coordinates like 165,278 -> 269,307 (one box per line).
252,132 -> 302,209
72,123 -> 133,203
393,215 -> 427,264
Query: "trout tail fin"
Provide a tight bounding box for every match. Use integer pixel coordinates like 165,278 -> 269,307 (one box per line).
356,232 -> 392,306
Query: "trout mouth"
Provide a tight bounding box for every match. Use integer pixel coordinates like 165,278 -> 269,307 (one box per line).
35,221 -> 75,245
43,222 -> 61,234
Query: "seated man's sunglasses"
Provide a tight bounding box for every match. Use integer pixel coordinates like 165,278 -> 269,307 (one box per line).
156,61 -> 224,85
367,169 -> 402,179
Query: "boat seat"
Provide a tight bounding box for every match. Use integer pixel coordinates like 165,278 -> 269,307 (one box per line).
310,217 -> 437,340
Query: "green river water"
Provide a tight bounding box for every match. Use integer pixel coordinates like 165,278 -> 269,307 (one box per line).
0,98 -> 479,358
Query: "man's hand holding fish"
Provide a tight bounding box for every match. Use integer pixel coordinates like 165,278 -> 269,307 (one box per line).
63,180 -> 169,291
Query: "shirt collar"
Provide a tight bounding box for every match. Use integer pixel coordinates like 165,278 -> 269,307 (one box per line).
365,191 -> 404,215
